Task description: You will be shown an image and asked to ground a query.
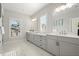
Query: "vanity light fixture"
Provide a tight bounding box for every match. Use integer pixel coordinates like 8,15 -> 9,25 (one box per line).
65,3 -> 76,8
32,18 -> 37,21
55,3 -> 76,12
55,7 -> 61,12
55,5 -> 66,12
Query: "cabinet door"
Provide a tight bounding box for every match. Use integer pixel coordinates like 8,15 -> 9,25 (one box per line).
60,42 -> 79,56
33,35 -> 38,45
47,39 -> 60,56
33,35 -> 41,47
39,37 -> 47,49
29,34 -> 34,42
26,32 -> 29,41
28,34 -> 31,41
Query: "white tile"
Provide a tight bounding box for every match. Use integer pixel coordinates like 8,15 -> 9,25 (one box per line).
0,39 -> 51,56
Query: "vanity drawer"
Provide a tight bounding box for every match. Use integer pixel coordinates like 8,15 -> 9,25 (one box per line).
62,37 -> 79,45
40,44 -> 47,49
47,35 -> 58,40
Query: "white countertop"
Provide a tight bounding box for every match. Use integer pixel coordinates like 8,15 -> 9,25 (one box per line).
26,31 -> 79,39
26,31 -> 47,36
47,33 -> 79,39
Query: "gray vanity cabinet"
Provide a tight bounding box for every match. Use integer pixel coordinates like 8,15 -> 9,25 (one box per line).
59,37 -> 79,56
60,41 -> 79,56
33,35 -> 47,50
26,32 -> 79,56
47,35 -> 60,56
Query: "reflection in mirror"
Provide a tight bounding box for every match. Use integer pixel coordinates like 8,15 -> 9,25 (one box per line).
10,19 -> 20,37
53,18 -> 64,34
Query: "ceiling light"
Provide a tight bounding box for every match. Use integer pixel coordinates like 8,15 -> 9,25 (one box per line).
27,3 -> 41,8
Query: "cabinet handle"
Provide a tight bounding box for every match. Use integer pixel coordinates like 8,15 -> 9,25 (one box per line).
40,36 -> 42,37
40,45 -> 42,46
40,40 -> 42,41
56,42 -> 59,46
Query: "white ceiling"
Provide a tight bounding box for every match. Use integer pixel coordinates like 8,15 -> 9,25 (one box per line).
2,3 -> 48,16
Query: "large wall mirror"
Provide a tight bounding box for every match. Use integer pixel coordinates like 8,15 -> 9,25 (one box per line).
71,18 -> 79,35
40,14 -> 48,33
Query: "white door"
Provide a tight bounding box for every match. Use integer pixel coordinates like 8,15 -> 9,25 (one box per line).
60,42 -> 79,56
0,3 -> 2,47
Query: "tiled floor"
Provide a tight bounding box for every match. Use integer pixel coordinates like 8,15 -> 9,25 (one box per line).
0,39 -> 52,56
